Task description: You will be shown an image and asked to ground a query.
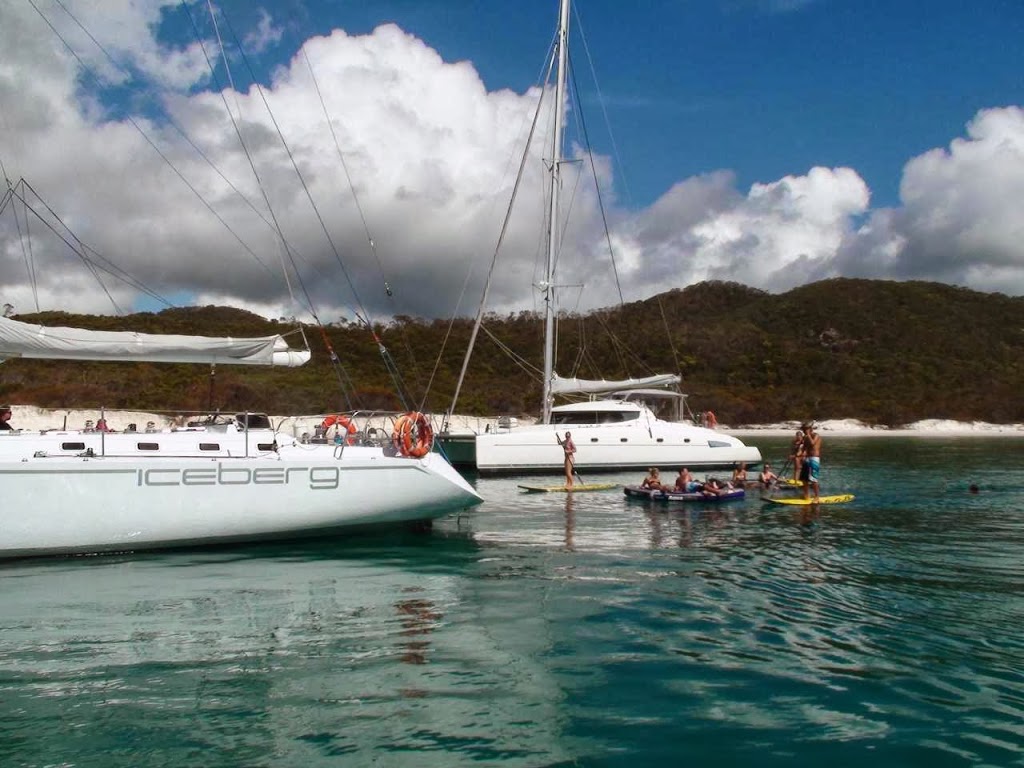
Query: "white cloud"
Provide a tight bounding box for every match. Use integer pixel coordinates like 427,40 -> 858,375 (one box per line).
830,106 -> 1024,292
0,7 -> 556,322
603,166 -> 869,296
593,106 -> 1024,305
243,9 -> 284,55
2,0 -> 1024,334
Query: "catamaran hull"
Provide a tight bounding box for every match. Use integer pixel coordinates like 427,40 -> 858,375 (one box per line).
0,450 -> 480,558
435,432 -> 478,466
474,424 -> 761,474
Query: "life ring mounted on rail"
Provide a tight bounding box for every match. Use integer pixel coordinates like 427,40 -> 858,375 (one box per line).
322,413 -> 357,445
392,411 -> 433,458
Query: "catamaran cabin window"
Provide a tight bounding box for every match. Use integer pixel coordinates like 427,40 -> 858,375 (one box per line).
199,443 -> 220,451
236,413 -> 272,429
61,442 -> 86,451
137,442 -> 160,451
550,410 -> 641,425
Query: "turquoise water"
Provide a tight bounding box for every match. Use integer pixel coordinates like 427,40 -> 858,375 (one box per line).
2,436 -> 1024,767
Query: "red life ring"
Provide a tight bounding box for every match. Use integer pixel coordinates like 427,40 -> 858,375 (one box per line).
322,414 -> 357,444
392,411 -> 433,458
706,411 -> 717,429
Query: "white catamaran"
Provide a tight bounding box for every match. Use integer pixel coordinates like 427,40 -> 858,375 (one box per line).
441,0 -> 761,475
0,312 -> 480,559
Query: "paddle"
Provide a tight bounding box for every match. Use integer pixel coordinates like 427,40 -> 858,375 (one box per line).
763,457 -> 790,499
570,457 -> 586,487
777,457 -> 792,482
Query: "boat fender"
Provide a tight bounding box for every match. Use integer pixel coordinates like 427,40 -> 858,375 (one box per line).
322,414 -> 357,445
393,411 -> 433,458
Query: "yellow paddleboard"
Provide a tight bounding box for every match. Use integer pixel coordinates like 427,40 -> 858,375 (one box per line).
518,483 -> 619,493
763,494 -> 855,506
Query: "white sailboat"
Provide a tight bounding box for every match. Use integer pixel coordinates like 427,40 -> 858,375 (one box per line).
444,0 -> 761,475
0,317 -> 481,558
0,3 -> 485,557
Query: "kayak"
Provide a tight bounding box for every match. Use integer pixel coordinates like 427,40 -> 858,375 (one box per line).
762,494 -> 855,506
623,485 -> 745,503
518,483 -> 619,493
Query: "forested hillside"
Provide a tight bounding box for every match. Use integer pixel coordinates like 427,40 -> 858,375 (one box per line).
2,278 -> 1022,425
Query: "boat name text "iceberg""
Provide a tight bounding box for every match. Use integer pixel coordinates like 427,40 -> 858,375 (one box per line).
137,464 -> 345,490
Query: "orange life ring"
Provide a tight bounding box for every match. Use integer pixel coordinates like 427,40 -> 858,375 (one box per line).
706,411 -> 717,429
392,411 -> 433,458
322,414 -> 357,445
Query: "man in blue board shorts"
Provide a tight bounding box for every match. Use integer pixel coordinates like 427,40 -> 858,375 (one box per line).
800,423 -> 822,502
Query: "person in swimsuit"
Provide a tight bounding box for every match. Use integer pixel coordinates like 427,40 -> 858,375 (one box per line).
556,431 -> 576,488
759,463 -> 779,488
731,462 -> 748,486
790,429 -> 804,482
0,406 -> 12,431
800,423 -> 822,502
702,477 -> 730,497
641,467 -> 667,491
674,468 -> 694,492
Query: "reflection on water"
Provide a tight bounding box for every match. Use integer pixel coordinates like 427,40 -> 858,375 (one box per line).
2,437 -> 1024,766
395,588 -> 440,668
563,493 -> 575,551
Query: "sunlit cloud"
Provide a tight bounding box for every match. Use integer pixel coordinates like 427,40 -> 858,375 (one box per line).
2,0 -> 1023,327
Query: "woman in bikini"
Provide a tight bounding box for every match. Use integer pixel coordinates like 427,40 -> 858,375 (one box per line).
641,467 -> 668,491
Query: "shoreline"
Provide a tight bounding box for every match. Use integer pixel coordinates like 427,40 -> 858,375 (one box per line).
725,418 -> 1024,438
1,406 -> 1023,438
726,428 -> 1024,438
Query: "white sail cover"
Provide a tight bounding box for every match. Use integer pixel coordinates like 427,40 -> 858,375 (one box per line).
551,373 -> 680,396
0,316 -> 310,367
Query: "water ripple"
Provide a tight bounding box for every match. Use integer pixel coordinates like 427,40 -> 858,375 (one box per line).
4,439 -> 1024,765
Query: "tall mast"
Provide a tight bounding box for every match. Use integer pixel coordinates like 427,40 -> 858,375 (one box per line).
542,0 -> 571,424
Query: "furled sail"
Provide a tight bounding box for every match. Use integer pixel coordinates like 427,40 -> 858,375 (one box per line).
550,373 -> 680,396
0,316 -> 310,367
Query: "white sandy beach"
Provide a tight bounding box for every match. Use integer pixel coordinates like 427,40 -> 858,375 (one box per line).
2,405 -> 1023,438
727,417 -> 1024,437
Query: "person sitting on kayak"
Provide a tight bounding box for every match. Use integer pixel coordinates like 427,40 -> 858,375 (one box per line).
641,468 -> 668,491
759,463 -> 779,488
674,468 -> 691,491
674,468 -> 701,493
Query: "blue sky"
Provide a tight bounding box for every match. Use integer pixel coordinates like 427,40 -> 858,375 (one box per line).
3,0 -> 1024,320
186,0 -> 1024,209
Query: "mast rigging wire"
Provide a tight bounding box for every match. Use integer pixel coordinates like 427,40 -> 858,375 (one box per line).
207,4 -> 418,409
1,170 -> 40,312
444,46 -> 557,420
51,0 -> 342,293
1,179 -> 175,308
567,52 -> 625,306
422,33 -> 560,416
29,0 -> 286,291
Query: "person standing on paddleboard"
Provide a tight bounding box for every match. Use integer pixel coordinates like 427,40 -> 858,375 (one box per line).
800,423 -> 822,502
556,431 -> 576,489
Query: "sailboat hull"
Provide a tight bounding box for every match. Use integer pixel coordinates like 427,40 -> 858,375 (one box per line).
435,431 -> 478,466
0,432 -> 481,558
474,421 -> 761,475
